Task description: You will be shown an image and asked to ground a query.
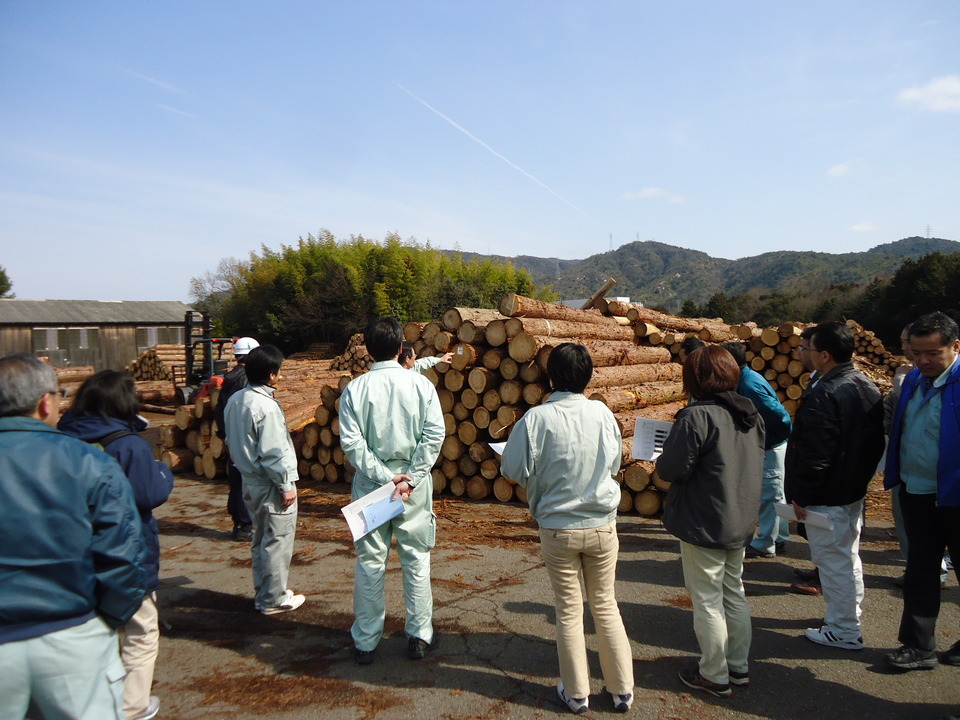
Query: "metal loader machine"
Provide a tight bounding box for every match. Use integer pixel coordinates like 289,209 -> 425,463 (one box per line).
173,311 -> 234,405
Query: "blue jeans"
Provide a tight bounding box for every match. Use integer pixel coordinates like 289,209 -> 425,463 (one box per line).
750,443 -> 789,554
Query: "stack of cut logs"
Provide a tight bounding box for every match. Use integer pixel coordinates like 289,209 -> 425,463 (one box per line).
155,295 -> 903,520
847,319 -> 902,372
329,334 -> 373,373
127,343 -> 235,381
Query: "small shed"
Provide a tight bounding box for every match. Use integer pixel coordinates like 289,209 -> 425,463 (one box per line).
0,299 -> 193,370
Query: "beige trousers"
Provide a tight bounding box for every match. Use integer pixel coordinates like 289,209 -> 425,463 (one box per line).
679,542 -> 751,684
538,521 -> 634,699
121,593 -> 159,719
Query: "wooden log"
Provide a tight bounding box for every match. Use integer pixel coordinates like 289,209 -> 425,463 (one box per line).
443,369 -> 465,393
443,413 -> 457,436
160,448 -> 194,473
480,458 -> 500,480
618,486 -> 634,513
473,406 -> 491,429
499,357 -> 520,380
651,468 -> 672,492
493,477 -> 515,502
468,442 -> 494,463
441,436 -> 464,461
441,459 -> 459,479
159,424 -> 184,449
514,484 -> 528,504
450,343 -> 481,371
449,476 -> 467,497
201,449 -> 226,479
482,389 -> 502,412
437,388 -> 456,413
499,380 -> 523,405
460,388 -> 480,410
623,464 -> 651,492
174,404 -> 197,430
466,476 -> 492,500
482,347 -> 507,370
442,307 -> 504,332
485,320 -> 508,347
458,455 -> 479,477
496,405 -> 524,427
457,421 -> 479,446
403,322 -> 424,342
634,488 -> 662,516
589,381 -> 685,412
519,361 -> 542,383
500,293 -> 622,327
432,468 -> 447,494
457,321 -> 487,345
522,382 -> 549,406
588,363 -> 683,388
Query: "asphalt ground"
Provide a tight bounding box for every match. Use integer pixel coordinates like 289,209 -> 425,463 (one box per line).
147,470 -> 960,720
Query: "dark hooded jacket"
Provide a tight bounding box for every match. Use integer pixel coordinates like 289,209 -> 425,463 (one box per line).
58,412 -> 174,592
657,391 -> 766,549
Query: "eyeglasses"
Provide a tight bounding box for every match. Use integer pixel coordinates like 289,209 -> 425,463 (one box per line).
799,345 -> 813,352
48,388 -> 67,399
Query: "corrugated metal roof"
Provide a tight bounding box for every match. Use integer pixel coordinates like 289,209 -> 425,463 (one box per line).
0,300 -> 194,325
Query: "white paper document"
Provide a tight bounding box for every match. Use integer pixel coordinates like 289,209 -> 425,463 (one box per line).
341,482 -> 406,542
631,417 -> 674,461
774,502 -> 834,531
488,442 -> 507,456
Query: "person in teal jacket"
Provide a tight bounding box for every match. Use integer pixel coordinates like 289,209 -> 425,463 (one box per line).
884,311 -> 960,671
339,317 -> 445,665
722,342 -> 792,559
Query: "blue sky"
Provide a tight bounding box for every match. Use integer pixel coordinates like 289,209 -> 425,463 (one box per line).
1,2 -> 958,301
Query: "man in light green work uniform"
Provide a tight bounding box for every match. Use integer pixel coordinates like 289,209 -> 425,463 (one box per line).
339,317 -> 445,664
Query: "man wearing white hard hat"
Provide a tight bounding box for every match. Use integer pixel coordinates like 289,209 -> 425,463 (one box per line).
215,337 -> 260,539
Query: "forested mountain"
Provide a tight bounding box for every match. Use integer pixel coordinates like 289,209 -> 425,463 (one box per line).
454,236 -> 960,311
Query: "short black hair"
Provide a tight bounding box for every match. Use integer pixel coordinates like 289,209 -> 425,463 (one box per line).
908,311 -> 959,346
721,341 -> 748,369
810,322 -> 854,363
399,341 -> 415,365
72,370 -> 139,422
680,336 -> 705,355
244,345 -> 284,386
365,317 -> 403,361
546,342 -> 593,394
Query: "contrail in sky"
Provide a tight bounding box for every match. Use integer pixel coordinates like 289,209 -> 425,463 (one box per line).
396,84 -> 591,219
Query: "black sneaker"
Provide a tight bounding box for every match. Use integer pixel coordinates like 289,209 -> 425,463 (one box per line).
354,647 -> 376,665
885,645 -> 937,670
729,669 -> 750,686
408,633 -> 440,660
679,666 -> 732,698
744,545 -> 774,559
942,640 -> 960,666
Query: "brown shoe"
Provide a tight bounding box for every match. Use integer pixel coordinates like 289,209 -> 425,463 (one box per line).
790,582 -> 822,596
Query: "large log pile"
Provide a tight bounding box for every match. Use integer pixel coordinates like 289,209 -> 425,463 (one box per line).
154,295 -> 904,521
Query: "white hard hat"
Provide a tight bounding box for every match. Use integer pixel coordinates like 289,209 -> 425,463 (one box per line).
234,337 -> 260,356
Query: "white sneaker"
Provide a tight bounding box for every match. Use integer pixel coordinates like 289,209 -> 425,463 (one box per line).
804,626 -> 863,650
610,690 -> 633,712
261,590 -> 305,615
557,682 -> 589,714
134,696 -> 160,720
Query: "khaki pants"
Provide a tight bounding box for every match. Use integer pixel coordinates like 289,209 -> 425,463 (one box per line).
243,481 -> 298,609
121,593 -> 159,719
538,521 -> 634,699
0,616 -> 125,720
679,541 -> 751,684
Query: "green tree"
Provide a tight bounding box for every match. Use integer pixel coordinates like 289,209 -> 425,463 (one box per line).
0,265 -> 13,298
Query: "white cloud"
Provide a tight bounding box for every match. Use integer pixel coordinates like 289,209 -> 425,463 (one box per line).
898,75 -> 960,113
154,104 -> 196,118
851,222 -> 879,233
622,187 -> 668,201
827,162 -> 853,178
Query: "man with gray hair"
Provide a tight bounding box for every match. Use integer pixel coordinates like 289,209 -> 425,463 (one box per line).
0,354 -> 146,719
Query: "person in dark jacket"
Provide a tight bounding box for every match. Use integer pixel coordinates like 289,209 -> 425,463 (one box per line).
0,354 -> 145,720
215,336 -> 259,539
59,370 -> 174,720
785,322 -> 884,652
657,345 -> 765,698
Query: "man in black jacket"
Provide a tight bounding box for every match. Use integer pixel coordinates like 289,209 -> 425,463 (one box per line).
215,337 -> 259,539
785,322 -> 884,651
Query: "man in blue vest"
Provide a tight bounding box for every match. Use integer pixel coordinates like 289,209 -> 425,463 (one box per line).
884,311 -> 960,671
